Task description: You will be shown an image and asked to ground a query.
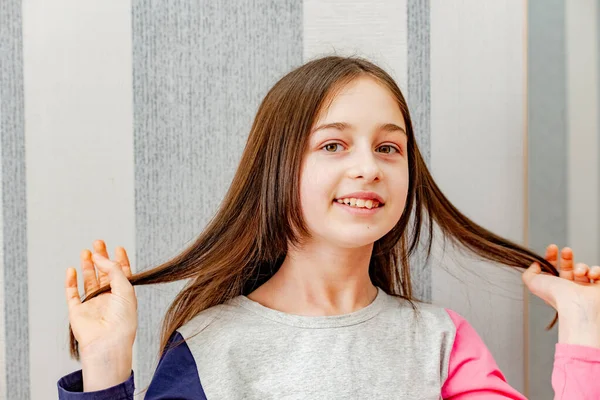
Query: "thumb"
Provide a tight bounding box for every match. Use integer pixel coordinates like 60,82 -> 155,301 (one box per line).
522,262 -> 542,288
92,253 -> 133,296
522,262 -> 557,308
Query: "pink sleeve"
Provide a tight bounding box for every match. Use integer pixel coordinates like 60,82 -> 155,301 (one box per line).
441,309 -> 526,399
442,309 -> 600,400
552,343 -> 600,399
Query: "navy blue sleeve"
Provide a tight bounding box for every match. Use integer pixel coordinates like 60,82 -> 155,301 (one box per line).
57,370 -> 135,400
145,331 -> 207,399
57,332 -> 207,399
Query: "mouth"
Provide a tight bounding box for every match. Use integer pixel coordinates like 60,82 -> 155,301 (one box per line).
335,191 -> 385,207
333,198 -> 384,210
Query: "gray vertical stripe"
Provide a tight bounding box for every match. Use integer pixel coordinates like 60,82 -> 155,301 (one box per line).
407,0 -> 431,166
0,0 -> 29,398
527,0 -> 566,398
132,0 -> 303,387
407,0 -> 431,302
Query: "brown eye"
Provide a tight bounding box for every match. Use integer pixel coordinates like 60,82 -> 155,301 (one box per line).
323,143 -> 343,152
377,145 -> 399,154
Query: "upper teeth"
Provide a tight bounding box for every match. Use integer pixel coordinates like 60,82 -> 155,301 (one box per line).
336,198 -> 380,209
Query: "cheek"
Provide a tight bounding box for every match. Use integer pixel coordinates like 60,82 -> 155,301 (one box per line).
300,174 -> 330,211
392,173 -> 410,210
299,163 -> 335,217
383,165 -> 409,206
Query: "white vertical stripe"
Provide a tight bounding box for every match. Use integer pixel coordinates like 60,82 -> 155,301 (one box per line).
430,0 -> 526,392
303,0 -> 408,89
566,0 -> 600,263
22,0 -> 135,396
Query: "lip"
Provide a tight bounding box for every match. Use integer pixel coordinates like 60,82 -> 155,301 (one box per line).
335,191 -> 385,205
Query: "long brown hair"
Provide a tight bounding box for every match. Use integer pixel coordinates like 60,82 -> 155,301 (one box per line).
69,55 -> 558,360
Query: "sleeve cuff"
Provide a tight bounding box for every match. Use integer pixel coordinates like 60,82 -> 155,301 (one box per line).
57,369 -> 135,400
555,343 -> 600,362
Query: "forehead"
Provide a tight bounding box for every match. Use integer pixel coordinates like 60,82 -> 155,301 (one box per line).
314,77 -> 406,130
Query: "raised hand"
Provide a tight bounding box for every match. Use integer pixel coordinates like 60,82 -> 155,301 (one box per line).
64,240 -> 137,391
523,244 -> 600,349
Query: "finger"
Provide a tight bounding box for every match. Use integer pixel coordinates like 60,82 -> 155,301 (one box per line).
65,267 -> 82,310
522,262 -> 556,308
91,253 -> 133,296
588,265 -> 600,282
545,244 -> 559,268
81,249 -> 99,296
574,263 -> 590,283
523,262 -> 541,285
115,246 -> 132,278
93,240 -> 110,287
559,247 -> 574,281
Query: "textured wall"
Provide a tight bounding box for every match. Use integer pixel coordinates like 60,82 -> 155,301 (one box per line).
430,0 -> 526,392
0,0 -> 563,397
21,1 -> 136,399
527,1 -> 566,396
527,1 -> 600,398
1,0 -> 28,398
131,0 -> 304,387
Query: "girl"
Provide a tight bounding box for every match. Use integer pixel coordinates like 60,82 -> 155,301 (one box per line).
58,56 -> 600,399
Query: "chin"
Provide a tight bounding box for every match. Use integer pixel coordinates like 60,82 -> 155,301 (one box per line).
329,232 -> 387,249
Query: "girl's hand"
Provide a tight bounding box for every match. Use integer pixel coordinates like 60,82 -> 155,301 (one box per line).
523,244 -> 600,349
64,240 -> 137,391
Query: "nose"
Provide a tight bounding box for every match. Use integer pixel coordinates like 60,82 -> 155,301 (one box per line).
346,147 -> 382,182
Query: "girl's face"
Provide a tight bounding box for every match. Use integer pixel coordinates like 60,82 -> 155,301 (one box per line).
299,76 -> 409,248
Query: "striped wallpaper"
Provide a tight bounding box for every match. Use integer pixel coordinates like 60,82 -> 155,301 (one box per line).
1,1 -> 598,399
527,0 -> 599,397
2,0 -> 27,398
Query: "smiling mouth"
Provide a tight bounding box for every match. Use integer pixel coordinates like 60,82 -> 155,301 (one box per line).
333,198 -> 384,209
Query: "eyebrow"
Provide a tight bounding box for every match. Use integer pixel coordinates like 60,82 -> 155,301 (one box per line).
311,122 -> 407,136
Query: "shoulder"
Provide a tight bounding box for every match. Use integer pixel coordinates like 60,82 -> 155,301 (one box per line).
441,308 -> 491,353
177,296 -> 250,332
148,300 -> 252,399
382,293 -> 458,334
176,296 -> 261,350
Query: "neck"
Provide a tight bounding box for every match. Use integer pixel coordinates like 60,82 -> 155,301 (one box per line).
247,240 -> 378,316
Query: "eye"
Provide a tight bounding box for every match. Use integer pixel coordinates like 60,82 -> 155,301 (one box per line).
377,145 -> 400,154
321,142 -> 402,154
322,143 -> 344,153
